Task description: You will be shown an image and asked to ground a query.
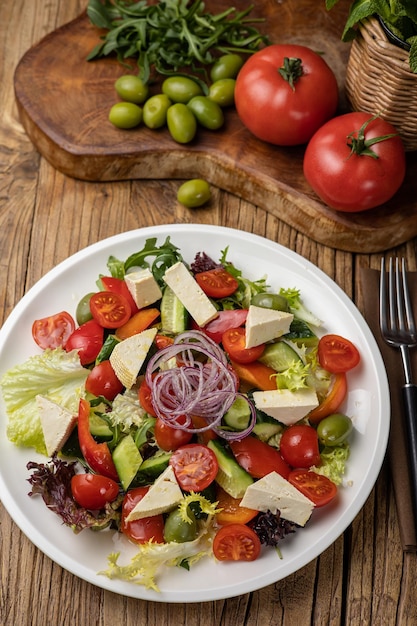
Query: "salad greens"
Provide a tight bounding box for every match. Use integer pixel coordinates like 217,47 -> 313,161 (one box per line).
1,348 -> 88,455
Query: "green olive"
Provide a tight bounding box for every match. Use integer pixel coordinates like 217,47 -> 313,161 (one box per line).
177,179 -> 211,208
210,54 -> 244,82
162,76 -> 204,103
143,94 -> 172,129
208,78 -> 236,107
167,103 -> 197,143
317,413 -> 353,446
251,292 -> 291,312
187,96 -> 224,130
114,75 -> 149,104
76,293 -> 94,325
109,102 -> 142,129
163,508 -> 198,543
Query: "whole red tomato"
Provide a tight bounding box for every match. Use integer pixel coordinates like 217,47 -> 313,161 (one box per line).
234,44 -> 339,146
303,112 -> 406,212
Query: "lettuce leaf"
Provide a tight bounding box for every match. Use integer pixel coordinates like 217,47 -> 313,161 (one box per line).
0,347 -> 88,455
100,519 -> 216,591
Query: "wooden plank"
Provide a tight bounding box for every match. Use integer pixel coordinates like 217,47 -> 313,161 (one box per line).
13,0 -> 417,253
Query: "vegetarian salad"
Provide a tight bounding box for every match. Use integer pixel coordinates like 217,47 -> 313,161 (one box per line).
0,237 -> 360,591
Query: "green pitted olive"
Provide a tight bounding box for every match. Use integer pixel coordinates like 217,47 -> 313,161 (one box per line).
163,508 -> 198,543
76,293 -> 94,325
167,103 -> 197,143
208,78 -> 236,107
210,54 -> 244,82
251,292 -> 291,312
317,413 -> 353,446
187,96 -> 224,130
114,75 -> 149,104
177,179 -> 211,208
109,102 -> 142,129
143,94 -> 172,129
162,76 -> 204,103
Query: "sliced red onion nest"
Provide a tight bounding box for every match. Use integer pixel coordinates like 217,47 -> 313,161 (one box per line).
145,330 -> 256,441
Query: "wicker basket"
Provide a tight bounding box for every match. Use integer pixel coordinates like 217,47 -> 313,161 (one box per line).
345,17 -> 417,151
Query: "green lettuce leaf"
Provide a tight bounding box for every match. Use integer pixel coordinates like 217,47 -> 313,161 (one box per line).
1,348 -> 88,455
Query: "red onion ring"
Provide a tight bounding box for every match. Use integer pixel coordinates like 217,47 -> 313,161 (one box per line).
145,330 -> 256,440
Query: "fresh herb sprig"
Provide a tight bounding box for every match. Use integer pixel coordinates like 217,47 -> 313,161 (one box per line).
86,0 -> 269,83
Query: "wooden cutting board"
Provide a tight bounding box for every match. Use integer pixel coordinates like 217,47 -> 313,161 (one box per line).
13,0 -> 417,252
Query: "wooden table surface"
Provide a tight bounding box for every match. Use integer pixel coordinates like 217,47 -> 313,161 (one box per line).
2,1 -> 417,624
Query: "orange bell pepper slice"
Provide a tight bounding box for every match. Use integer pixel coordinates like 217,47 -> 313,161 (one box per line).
115,308 -> 160,340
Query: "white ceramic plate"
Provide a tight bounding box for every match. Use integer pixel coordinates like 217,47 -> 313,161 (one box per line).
0,224 -> 389,602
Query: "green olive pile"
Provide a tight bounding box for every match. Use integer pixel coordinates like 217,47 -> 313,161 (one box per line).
108,53 -> 244,144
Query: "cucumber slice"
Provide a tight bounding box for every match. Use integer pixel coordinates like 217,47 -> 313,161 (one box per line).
284,319 -> 318,347
259,340 -> 302,372
112,434 -> 143,490
131,451 -> 173,486
208,439 -> 253,498
89,412 -> 112,439
222,396 -> 251,431
160,285 -> 188,334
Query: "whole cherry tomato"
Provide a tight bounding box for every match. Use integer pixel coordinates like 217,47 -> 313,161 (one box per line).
279,424 -> 321,469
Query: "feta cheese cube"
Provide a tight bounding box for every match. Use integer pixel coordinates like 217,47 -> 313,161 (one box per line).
252,388 -> 319,425
240,471 -> 314,526
163,261 -> 218,327
110,327 -> 157,389
126,465 -> 184,521
125,268 -> 162,309
36,395 -> 77,456
245,305 -> 293,348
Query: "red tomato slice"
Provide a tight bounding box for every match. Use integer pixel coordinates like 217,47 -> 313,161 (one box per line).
121,487 -> 165,545
85,360 -> 124,401
138,376 -> 157,416
279,424 -> 321,469
215,487 -> 258,526
288,469 -> 338,507
32,311 -> 75,350
318,334 -> 360,373
90,291 -> 131,329
200,309 -> 248,343
308,372 -> 347,425
65,319 -> 104,366
222,327 -> 265,364
195,268 -> 239,298
230,436 -> 290,479
155,334 -> 175,350
169,443 -> 219,492
100,276 -> 139,315
154,415 -> 193,451
71,473 -> 119,510
213,523 -> 261,561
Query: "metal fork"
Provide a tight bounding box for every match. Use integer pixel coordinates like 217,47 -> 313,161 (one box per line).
380,258 -> 417,523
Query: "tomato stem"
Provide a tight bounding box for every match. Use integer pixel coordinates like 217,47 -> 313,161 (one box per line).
346,114 -> 398,160
278,57 -> 304,90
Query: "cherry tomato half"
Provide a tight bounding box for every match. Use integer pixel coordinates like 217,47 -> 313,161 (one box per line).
32,311 -> 75,350
169,443 -> 219,492
222,327 -> 265,364
215,487 -> 258,526
230,436 -> 290,479
195,268 -> 239,298
121,487 -> 165,545
213,523 -> 261,561
288,469 -> 338,507
201,309 -> 248,343
100,276 -> 139,315
90,291 -> 131,329
85,360 -> 124,401
308,372 -> 347,425
318,334 -> 360,373
71,473 -> 119,510
279,424 -> 321,469
65,319 -> 104,366
154,415 -> 193,451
